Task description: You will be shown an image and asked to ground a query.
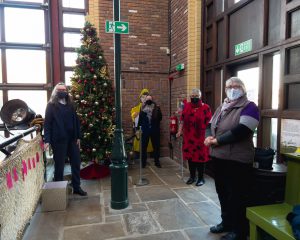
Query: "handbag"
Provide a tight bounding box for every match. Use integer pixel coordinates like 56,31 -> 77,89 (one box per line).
254,147 -> 275,170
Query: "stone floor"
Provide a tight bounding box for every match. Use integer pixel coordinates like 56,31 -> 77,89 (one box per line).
23,157 -> 225,240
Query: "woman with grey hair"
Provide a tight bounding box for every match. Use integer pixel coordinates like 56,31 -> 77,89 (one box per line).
204,77 -> 259,240
44,82 -> 87,196
176,88 -> 212,186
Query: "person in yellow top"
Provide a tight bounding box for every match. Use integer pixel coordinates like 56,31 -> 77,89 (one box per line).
131,89 -> 153,153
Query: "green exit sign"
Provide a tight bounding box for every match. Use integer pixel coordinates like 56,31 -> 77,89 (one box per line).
105,20 -> 129,34
176,63 -> 185,71
234,39 -> 252,56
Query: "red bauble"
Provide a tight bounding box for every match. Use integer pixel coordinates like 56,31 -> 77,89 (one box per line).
91,68 -> 94,72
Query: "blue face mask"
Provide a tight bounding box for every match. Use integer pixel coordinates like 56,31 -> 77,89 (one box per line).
226,88 -> 244,101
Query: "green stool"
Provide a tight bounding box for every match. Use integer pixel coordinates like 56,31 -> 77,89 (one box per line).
247,153 -> 300,240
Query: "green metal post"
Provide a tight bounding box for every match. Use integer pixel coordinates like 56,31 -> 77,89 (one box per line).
110,0 -> 129,210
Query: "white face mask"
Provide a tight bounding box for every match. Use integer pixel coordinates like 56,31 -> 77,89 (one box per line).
226,88 -> 244,101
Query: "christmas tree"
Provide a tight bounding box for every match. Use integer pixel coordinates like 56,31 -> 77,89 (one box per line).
70,21 -> 115,165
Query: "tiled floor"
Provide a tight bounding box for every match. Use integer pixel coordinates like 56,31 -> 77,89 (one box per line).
23,157 -> 224,240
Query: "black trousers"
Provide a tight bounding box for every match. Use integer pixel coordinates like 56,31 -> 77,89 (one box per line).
188,160 -> 205,179
52,140 -> 81,191
141,130 -> 160,166
212,157 -> 252,238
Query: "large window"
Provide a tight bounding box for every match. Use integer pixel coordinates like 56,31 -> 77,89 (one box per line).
0,0 -> 87,138
0,1 -> 49,136
60,0 -> 86,86
203,0 -> 300,162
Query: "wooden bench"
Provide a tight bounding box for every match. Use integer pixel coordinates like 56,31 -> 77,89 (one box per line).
247,153 -> 300,240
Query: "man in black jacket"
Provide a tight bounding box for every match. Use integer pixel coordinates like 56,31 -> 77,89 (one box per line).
44,83 -> 87,196
138,95 -> 162,168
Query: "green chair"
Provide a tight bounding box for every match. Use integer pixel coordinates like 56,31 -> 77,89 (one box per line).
247,153 -> 300,240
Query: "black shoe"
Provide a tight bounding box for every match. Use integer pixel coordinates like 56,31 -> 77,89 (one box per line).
195,178 -> 205,186
220,232 -> 238,240
186,177 -> 195,184
155,162 -> 161,168
73,188 -> 87,196
210,223 -> 230,234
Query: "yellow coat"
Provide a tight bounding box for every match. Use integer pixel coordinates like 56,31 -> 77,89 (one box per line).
131,89 -> 153,152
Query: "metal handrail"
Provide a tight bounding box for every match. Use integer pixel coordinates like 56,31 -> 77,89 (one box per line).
0,126 -> 38,152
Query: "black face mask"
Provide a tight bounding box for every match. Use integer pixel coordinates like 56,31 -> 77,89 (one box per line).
57,92 -> 68,99
191,97 -> 200,104
145,100 -> 153,105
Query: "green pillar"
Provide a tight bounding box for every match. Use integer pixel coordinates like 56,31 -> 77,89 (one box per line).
110,0 -> 129,210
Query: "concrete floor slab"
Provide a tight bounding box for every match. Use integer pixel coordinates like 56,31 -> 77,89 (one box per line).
147,198 -> 206,230
135,185 -> 178,202
188,201 -> 222,225
123,211 -> 161,235
64,196 -> 102,226
63,222 -> 125,240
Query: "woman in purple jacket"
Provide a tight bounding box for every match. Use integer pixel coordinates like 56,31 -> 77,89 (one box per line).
204,77 -> 260,240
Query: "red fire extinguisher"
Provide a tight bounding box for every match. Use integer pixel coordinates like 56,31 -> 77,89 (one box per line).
169,114 -> 178,135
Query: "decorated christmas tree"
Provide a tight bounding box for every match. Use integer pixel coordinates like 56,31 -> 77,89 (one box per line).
70,21 -> 115,166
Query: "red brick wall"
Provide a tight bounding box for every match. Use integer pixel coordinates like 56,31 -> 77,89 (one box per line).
94,0 -> 170,156
170,0 -> 188,162
170,0 -> 188,112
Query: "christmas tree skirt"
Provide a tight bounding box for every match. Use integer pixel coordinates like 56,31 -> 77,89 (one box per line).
80,162 -> 110,179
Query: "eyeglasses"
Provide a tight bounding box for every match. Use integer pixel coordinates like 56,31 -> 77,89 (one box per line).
190,95 -> 199,98
225,85 -> 241,89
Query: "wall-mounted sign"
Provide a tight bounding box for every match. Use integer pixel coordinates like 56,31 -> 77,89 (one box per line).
105,20 -> 129,34
280,119 -> 300,154
176,63 -> 185,71
234,39 -> 252,56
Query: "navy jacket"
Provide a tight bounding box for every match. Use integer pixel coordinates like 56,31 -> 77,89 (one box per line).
138,103 -> 162,134
44,103 -> 81,144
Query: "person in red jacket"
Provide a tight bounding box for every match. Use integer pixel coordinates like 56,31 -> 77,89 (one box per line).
176,88 -> 212,186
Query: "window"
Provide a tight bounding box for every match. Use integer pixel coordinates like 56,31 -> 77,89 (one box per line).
64,33 -> 82,48
237,67 -> 259,105
8,90 -> 47,117
6,0 -> 43,3
64,52 -> 77,67
0,1 -> 50,138
271,118 -> 278,151
6,49 -> 47,83
4,7 -> 45,44
262,118 -> 278,152
216,0 -> 224,16
63,13 -> 85,28
62,0 -> 85,9
0,51 -> 2,83
272,54 -> 280,109
60,0 -> 87,85
65,71 -> 73,86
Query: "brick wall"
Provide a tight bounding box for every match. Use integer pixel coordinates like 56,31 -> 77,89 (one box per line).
169,0 -> 202,163
87,0 -> 202,160
170,0 -> 188,113
88,0 -> 170,156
